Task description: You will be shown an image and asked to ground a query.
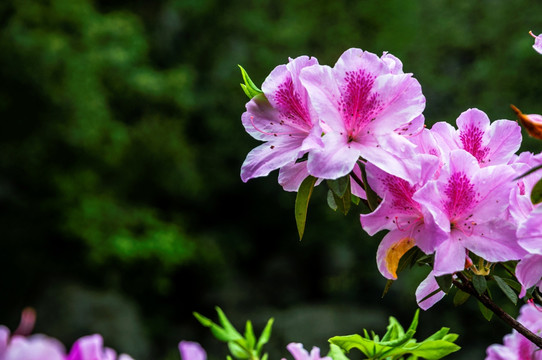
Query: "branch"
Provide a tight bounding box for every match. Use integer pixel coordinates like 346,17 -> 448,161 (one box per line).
452,272 -> 542,349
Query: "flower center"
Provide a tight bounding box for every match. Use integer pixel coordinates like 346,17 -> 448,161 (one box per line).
443,171 -> 477,221
339,70 -> 382,139
459,124 -> 489,163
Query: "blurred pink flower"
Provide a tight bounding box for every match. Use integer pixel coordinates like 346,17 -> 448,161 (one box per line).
179,341 -> 206,360
282,343 -> 331,360
486,303 -> 542,360
530,31 -> 542,54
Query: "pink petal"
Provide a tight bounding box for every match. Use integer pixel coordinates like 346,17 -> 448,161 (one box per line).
415,271 -> 446,310
484,120 -> 522,166
461,221 -> 526,263
432,235 -> 466,276
518,206 -> 542,255
516,254 -> 542,298
179,341 -> 206,360
5,335 -> 65,360
376,230 -> 416,279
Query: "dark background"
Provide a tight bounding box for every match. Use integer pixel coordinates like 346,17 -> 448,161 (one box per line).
1,1 -> 541,359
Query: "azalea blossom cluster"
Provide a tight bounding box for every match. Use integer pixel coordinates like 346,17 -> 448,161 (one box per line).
240,43 -> 542,311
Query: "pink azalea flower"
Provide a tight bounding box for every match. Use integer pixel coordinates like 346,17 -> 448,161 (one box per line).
282,343 -> 331,360
0,326 -> 66,360
530,31 -> 542,54
241,56 -> 323,189
413,149 -> 526,276
299,48 -> 426,181
359,156 -> 441,279
430,108 -> 522,167
178,341 -> 206,360
66,334 -> 133,360
486,303 -> 542,360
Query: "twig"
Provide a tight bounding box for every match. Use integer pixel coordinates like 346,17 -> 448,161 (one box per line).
452,272 -> 542,349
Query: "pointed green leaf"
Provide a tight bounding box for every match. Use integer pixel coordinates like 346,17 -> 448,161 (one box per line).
238,65 -> 263,99
327,176 -> 350,197
435,274 -> 453,294
295,176 -> 318,240
381,279 -> 394,298
261,353 -> 268,360
327,344 -> 350,360
228,341 -> 250,359
329,183 -> 351,215
453,289 -> 470,307
403,340 -> 461,359
472,275 -> 487,295
424,327 -> 449,341
216,307 -> 243,340
406,309 -> 420,334
256,318 -> 274,353
503,278 -> 522,293
493,275 -> 518,305
531,177 -> 542,204
327,190 -> 338,211
329,334 -> 385,358
478,301 -> 493,321
245,320 -> 256,350
442,333 -> 459,343
193,312 -> 232,342
381,317 -> 405,342
351,195 -> 360,205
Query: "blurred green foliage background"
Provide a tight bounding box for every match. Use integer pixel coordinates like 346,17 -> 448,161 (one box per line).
0,0 -> 541,359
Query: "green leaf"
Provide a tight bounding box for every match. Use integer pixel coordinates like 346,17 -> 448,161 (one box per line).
295,176 -> 318,240
396,247 -> 425,275
503,278 -> 522,293
216,307 -> 243,340
424,327 -> 449,341
256,318 -> 274,353
435,274 -> 453,294
193,312 -> 231,342
228,341 -> 251,359
261,353 -> 268,360
381,279 -> 394,298
238,65 -> 263,99
381,317 -> 405,342
329,334 -> 386,358
327,344 -> 350,360
329,181 -> 352,215
327,190 -> 338,211
472,275 -> 487,295
244,320 -> 256,350
478,301 -> 493,321
403,340 -> 461,359
327,176 -> 350,197
453,289 -> 470,307
493,275 -> 518,305
531,177 -> 542,204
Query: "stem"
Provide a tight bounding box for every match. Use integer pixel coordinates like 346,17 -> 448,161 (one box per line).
452,272 -> 542,349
